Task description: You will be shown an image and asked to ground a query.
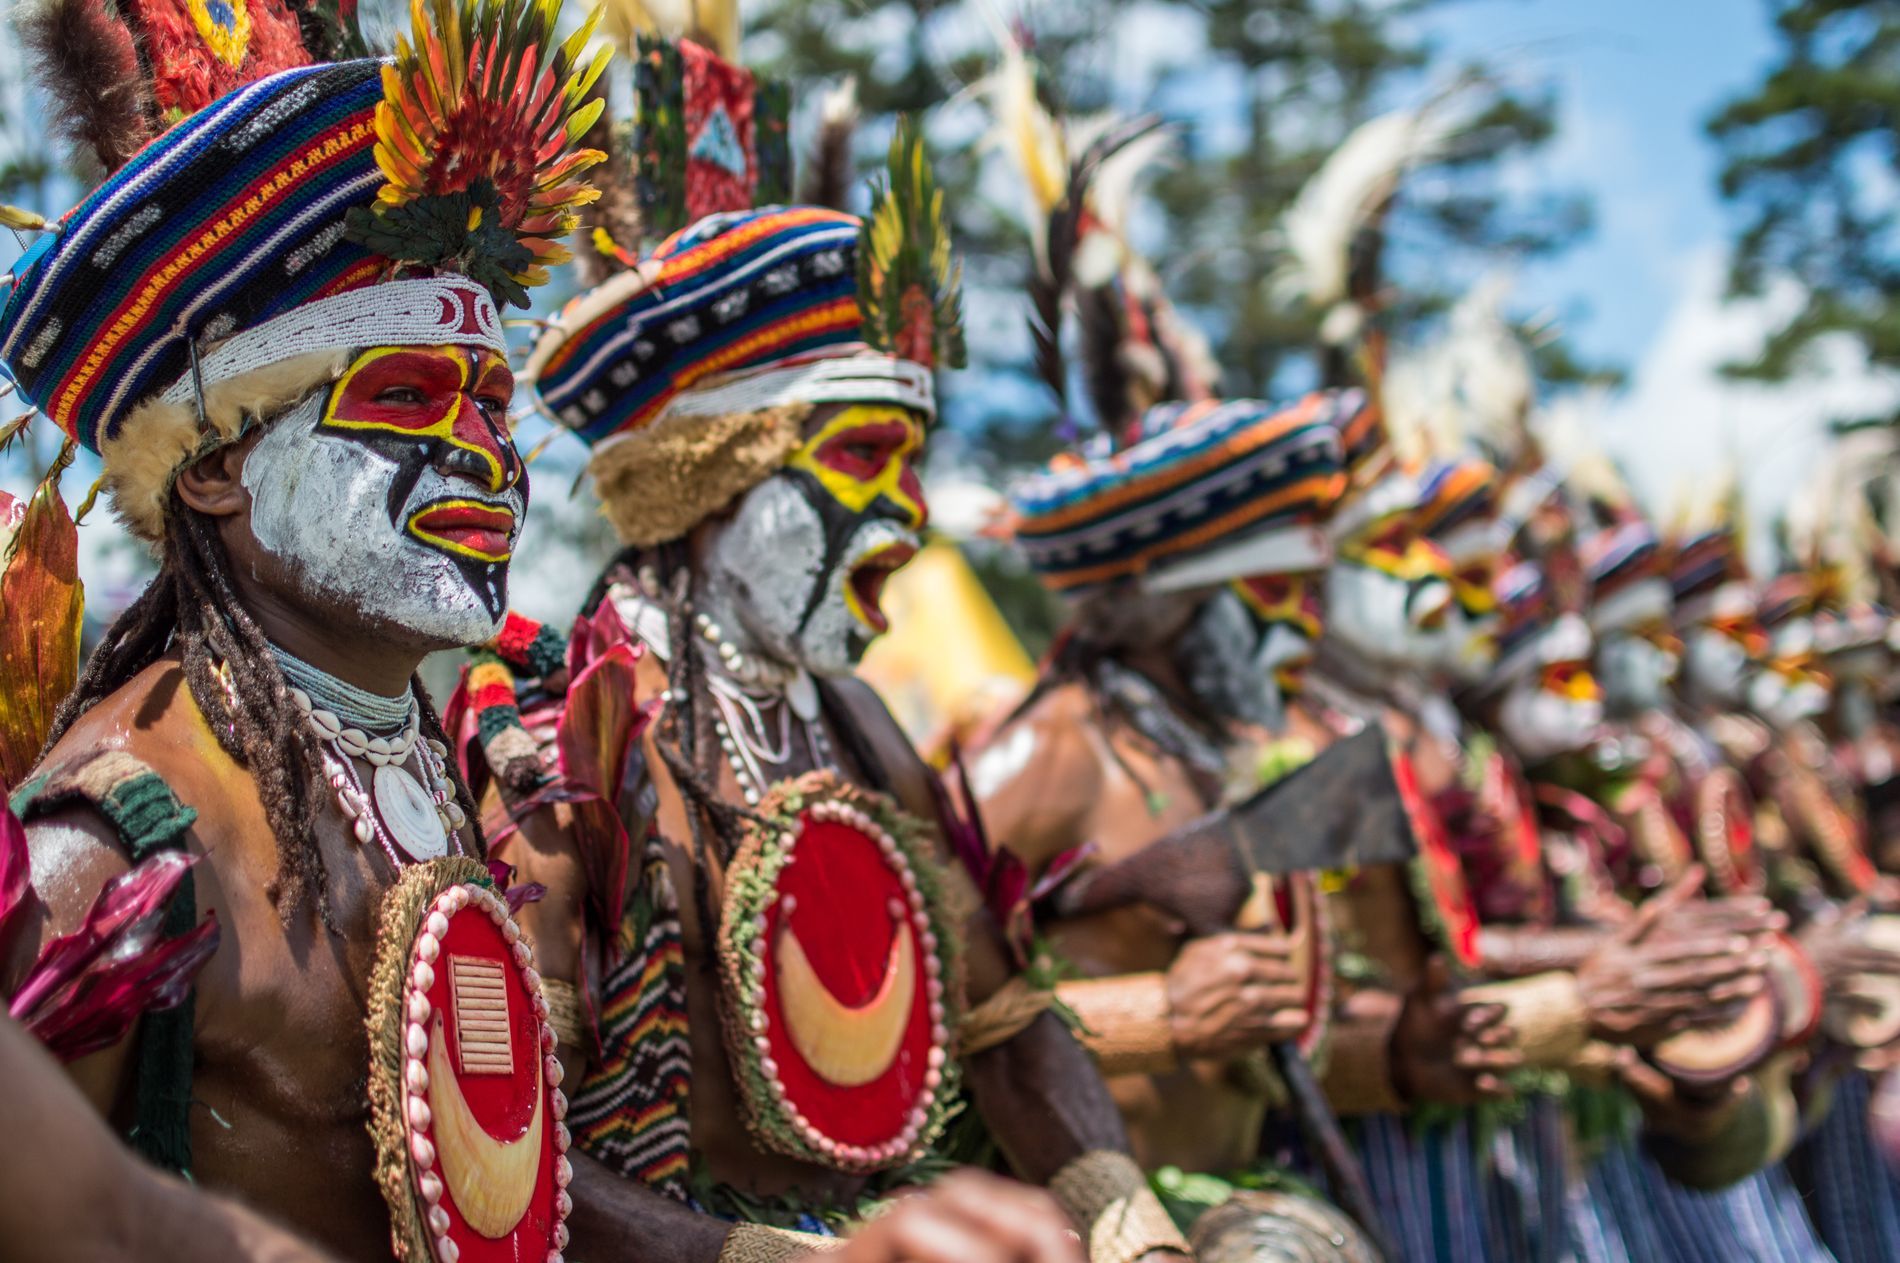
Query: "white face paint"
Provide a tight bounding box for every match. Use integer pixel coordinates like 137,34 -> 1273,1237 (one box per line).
1747,667 -> 1830,729
700,473 -> 920,679
1598,631 -> 1680,718
1437,607 -> 1503,685
1682,628 -> 1749,707
1498,676 -> 1604,762
242,393 -> 519,648
1324,562 -> 1451,672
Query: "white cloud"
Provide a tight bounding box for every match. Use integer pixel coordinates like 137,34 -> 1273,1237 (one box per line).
1573,244 -> 1900,561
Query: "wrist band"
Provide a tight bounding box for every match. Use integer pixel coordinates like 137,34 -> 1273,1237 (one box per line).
1057,974 -> 1178,1076
1049,1150 -> 1192,1263
960,975 -> 1057,1057
1319,989 -> 1406,1115
540,978 -> 588,1051
718,1222 -> 845,1260
1460,971 -> 1588,1069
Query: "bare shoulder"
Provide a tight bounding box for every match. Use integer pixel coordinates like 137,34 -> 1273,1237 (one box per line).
968,681 -> 1105,801
966,681 -> 1107,875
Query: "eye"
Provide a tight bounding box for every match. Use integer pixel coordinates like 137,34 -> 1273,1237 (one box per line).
843,441 -> 882,464
376,385 -> 428,406
474,395 -> 509,421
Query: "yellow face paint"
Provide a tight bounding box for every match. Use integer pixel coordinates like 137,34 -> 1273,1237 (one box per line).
787,404 -> 928,529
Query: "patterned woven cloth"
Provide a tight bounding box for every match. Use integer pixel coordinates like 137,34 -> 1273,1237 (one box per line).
1,61 -> 395,453
1010,392 -> 1351,596
532,206 -> 915,447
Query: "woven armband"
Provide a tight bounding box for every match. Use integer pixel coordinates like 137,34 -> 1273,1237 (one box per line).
718,1222 -> 844,1260
1461,971 -> 1588,1070
960,976 -> 1058,1057
541,978 -> 587,1050
1058,974 -> 1177,1076
1319,988 -> 1407,1115
1050,1150 -> 1191,1263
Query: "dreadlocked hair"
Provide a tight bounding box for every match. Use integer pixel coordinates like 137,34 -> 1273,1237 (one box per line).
44,492 -> 485,928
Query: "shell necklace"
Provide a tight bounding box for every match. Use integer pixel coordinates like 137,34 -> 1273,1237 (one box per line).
267,647 -> 467,870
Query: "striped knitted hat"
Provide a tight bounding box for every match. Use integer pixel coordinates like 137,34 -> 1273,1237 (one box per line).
1485,559 -> 1592,691
1582,518 -> 1673,635
1669,526 -> 1752,625
0,0 -> 606,538
1416,458 -> 1504,566
528,121 -> 965,548
1011,392 -> 1348,597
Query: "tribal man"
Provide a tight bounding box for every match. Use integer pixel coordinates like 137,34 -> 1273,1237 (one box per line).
458,124 -> 1192,1261
0,8 -> 1092,1260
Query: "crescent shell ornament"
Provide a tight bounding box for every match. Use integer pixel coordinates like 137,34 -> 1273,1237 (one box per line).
368,858 -> 571,1263
717,771 -> 964,1173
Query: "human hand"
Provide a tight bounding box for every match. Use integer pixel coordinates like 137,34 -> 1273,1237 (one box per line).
1391,957 -> 1524,1106
1577,866 -> 1773,1047
1165,931 -> 1311,1059
831,1172 -> 1083,1263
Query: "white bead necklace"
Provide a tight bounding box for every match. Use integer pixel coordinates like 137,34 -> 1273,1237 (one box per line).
264,649 -> 469,870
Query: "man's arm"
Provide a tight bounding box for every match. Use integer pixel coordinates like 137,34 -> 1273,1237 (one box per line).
0,1012 -> 338,1263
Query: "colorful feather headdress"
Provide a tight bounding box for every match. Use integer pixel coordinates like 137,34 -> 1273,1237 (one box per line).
527,116 -> 964,547
0,0 -> 606,540
972,30 -> 1213,445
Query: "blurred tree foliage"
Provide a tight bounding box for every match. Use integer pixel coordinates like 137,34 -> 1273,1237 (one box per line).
750,0 -> 1598,409
1707,0 -> 1900,422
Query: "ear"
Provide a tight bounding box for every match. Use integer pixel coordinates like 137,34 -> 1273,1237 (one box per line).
174,429 -> 264,518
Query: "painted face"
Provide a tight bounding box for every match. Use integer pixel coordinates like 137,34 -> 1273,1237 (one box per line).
1498,660 -> 1604,763
1597,623 -> 1682,718
1437,553 -> 1503,684
1232,571 -> 1326,696
1325,510 -> 1456,672
1680,611 -> 1764,708
1748,630 -> 1833,728
242,345 -> 525,648
703,404 -> 927,678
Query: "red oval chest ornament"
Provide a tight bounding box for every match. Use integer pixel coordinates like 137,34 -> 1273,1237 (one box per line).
718,771 -> 962,1173
369,859 -> 571,1263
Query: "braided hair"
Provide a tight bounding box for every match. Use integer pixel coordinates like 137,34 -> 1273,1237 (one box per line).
43,492 -> 483,929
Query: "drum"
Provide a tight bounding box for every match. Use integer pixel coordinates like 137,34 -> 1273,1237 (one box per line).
1824,915 -> 1900,1050
1189,1189 -> 1381,1263
1646,932 -> 1818,1086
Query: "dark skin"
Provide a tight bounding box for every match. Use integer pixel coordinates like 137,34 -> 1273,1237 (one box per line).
506,402 -> 1161,1261
8,376 -> 1077,1263
0,1012 -> 341,1263
2,346 -> 514,1259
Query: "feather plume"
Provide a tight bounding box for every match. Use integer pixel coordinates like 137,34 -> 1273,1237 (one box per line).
1270,100 -> 1465,341
971,21 -> 1069,269
605,0 -> 734,56
1445,273 -> 1536,468
18,0 -> 152,176
575,95 -> 643,287
1026,117 -> 1166,430
799,76 -> 860,212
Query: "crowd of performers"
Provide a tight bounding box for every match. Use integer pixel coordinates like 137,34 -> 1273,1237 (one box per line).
3,0 -> 1900,1260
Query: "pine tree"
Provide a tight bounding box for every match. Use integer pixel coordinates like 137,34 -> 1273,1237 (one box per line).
1707,0 -> 1900,419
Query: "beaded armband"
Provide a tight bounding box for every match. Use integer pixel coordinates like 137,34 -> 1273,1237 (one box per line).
1050,1150 -> 1192,1263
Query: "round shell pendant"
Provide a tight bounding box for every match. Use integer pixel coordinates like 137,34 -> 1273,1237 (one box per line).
374,763 -> 450,862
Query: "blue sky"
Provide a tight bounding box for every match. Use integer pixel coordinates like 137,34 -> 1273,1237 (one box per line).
1418,0 -> 1777,375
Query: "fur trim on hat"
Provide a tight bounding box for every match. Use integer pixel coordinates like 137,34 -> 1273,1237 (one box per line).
101,349 -> 350,541
588,403 -> 810,547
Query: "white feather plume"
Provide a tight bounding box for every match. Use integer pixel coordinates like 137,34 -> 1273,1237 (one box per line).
1269,99 -> 1464,337
1446,273 -> 1536,467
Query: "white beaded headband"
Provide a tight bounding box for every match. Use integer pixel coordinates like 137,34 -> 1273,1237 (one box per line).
661,346 -> 936,423
157,276 -> 508,408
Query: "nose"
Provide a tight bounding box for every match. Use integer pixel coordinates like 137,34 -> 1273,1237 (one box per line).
435,406 -> 525,495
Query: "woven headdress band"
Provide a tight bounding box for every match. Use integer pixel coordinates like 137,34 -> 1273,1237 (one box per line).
157,277 -> 506,408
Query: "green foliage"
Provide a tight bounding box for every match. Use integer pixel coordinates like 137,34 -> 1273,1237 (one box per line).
748,0 -> 1591,421
345,179 -> 536,309
1707,0 -> 1900,417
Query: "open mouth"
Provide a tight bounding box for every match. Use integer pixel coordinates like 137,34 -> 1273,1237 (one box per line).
844,542 -> 918,635
407,498 -> 517,564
